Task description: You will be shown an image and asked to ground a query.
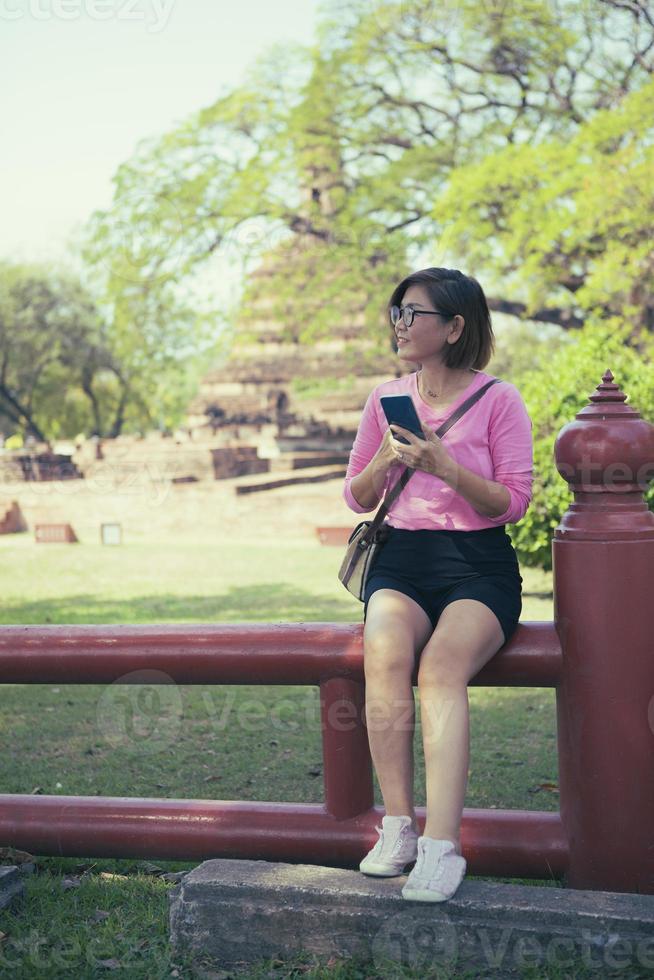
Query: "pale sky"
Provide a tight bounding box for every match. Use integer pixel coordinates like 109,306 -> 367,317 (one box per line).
1,0 -> 320,272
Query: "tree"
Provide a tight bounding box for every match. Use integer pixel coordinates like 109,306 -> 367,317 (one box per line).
80,0 -> 653,344
0,262 -> 116,440
0,262 -> 211,440
431,78 -> 654,339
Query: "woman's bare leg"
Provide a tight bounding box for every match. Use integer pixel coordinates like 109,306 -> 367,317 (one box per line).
416,599 -> 506,855
363,589 -> 433,831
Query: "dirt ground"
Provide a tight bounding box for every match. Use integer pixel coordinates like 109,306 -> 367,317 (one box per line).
0,472 -> 358,545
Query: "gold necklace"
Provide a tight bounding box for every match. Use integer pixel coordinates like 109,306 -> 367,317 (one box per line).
419,371 -> 454,399
419,369 -> 472,399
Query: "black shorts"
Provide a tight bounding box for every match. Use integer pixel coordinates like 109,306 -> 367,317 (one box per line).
362,525 -> 522,646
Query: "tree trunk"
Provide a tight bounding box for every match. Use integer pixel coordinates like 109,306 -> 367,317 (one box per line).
81,370 -> 103,437
0,385 -> 48,442
109,372 -> 129,438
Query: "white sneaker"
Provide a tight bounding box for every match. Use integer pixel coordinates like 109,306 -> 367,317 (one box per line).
359,815 -> 419,877
401,836 -> 466,902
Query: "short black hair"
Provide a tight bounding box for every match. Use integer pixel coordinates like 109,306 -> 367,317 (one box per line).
388,267 -> 495,370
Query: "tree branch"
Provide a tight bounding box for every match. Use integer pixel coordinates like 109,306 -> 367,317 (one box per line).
487,297 -> 584,329
0,383 -> 47,440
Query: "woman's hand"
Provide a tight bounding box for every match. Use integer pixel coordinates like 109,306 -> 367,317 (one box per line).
373,427 -> 402,470
389,422 -> 454,480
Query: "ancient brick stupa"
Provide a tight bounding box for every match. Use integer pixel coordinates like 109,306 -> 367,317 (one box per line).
186,256 -> 408,449
187,103 -> 411,448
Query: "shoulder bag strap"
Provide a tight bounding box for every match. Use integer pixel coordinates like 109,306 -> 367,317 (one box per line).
361,378 -> 502,540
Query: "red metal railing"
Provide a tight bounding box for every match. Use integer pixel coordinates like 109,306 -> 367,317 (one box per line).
0,622 -> 564,880
1,370 -> 653,894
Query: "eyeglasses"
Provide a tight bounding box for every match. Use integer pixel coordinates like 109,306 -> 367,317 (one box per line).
389,305 -> 451,328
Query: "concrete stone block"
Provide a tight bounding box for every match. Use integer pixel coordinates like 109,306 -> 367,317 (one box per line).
169,859 -> 654,977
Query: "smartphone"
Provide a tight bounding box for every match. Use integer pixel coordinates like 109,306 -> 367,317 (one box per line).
380,395 -> 424,445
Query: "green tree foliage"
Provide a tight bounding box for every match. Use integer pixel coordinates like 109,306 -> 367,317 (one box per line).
487,321 -> 575,387
432,78 -> 654,335
91,273 -> 221,436
510,319 -> 654,569
0,262 -> 218,439
81,0 -> 653,338
0,262 -> 113,440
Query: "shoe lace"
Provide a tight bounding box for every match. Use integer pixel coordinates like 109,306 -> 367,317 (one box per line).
371,823 -> 409,857
413,839 -> 428,876
414,839 -> 458,884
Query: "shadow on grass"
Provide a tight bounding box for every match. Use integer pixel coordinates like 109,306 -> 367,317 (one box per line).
0,583 -> 362,625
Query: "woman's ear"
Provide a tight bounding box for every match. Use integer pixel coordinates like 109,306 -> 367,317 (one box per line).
449,314 -> 465,340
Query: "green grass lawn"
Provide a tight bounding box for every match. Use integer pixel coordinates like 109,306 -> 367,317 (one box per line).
0,529 -> 625,979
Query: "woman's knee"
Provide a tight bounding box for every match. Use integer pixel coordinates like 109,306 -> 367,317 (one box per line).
364,589 -> 432,678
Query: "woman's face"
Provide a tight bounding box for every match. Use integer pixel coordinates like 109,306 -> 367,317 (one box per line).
393,284 -> 461,364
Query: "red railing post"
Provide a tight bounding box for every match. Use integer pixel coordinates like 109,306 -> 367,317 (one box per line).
553,369 -> 654,894
320,677 -> 374,819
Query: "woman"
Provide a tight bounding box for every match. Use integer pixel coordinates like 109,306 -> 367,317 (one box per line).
342,267 -> 533,902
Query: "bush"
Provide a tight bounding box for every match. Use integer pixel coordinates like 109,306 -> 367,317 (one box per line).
509,317 -> 654,571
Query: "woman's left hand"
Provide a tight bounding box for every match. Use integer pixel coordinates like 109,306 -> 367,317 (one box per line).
389,422 -> 454,480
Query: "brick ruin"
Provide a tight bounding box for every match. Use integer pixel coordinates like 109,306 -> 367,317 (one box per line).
1,169 -> 412,486
186,263 -> 407,455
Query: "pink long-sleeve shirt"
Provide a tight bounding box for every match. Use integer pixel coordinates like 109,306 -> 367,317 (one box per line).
343,369 -> 533,530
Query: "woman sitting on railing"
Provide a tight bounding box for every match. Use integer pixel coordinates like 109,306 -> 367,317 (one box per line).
342,267 -> 533,902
